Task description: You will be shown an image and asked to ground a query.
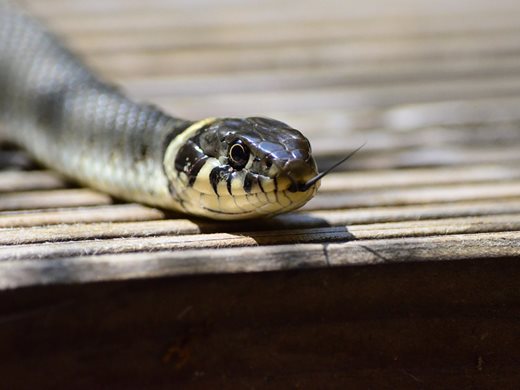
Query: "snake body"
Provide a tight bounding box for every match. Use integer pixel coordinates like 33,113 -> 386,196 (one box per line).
0,2 -> 320,220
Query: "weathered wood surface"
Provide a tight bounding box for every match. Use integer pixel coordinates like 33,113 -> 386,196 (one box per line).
0,0 -> 519,289
3,259 -> 520,389
2,0 -> 520,388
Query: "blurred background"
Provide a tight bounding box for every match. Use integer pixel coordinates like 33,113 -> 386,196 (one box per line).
18,0 -> 520,173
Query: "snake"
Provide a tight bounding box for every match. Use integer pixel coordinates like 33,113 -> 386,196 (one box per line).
0,2 -> 354,220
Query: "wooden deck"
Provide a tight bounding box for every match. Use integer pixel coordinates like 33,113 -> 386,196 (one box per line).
2,0 -> 520,387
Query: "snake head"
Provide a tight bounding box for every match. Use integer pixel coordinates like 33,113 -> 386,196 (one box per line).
164,117 -> 320,220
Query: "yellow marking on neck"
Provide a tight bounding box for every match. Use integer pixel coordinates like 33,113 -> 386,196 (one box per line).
163,117 -> 216,184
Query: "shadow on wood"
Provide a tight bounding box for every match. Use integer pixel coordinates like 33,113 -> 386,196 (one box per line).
0,258 -> 519,389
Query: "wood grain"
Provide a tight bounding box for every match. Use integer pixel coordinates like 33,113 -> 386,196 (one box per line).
0,189 -> 113,211
0,203 -> 165,228
0,170 -> 67,192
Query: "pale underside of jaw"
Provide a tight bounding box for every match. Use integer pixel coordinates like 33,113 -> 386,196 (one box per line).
180,183 -> 319,219
173,157 -> 319,219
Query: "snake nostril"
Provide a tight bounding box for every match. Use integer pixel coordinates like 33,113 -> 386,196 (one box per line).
264,158 -> 273,169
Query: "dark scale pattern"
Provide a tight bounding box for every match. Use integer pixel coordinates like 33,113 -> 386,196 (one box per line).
226,173 -> 234,195
209,166 -> 232,195
243,172 -> 255,193
174,140 -> 208,186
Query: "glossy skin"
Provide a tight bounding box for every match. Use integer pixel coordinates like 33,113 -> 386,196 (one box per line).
164,117 -> 320,219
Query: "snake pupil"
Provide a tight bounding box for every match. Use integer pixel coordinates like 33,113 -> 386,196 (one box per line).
228,140 -> 250,170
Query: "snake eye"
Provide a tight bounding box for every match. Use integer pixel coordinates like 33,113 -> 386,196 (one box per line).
228,140 -> 250,170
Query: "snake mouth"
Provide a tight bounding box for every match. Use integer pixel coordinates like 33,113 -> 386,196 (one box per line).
189,184 -> 319,219
174,163 -> 320,219
284,142 -> 367,193
274,157 -> 319,193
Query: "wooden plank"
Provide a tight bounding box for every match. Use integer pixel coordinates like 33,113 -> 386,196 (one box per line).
270,103 -> 520,143
0,189 -> 113,211
120,59 -> 520,98
27,0 -> 520,18
85,37 -> 520,77
1,213 -> 519,246
305,182 -> 520,210
32,1 -> 520,31
1,231 -> 519,288
0,170 -> 67,192
346,214 -> 520,239
151,78 -> 520,118
375,97 -> 520,130
0,219 -> 201,245
314,144 -> 520,170
320,164 -> 520,191
0,228 -> 349,260
301,199 -> 520,225
328,231 -> 520,266
0,204 -> 165,228
3,215 -> 520,261
0,244 -> 328,288
60,18 -> 520,54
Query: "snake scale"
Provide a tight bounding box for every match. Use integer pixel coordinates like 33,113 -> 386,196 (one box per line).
0,1 -> 326,220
